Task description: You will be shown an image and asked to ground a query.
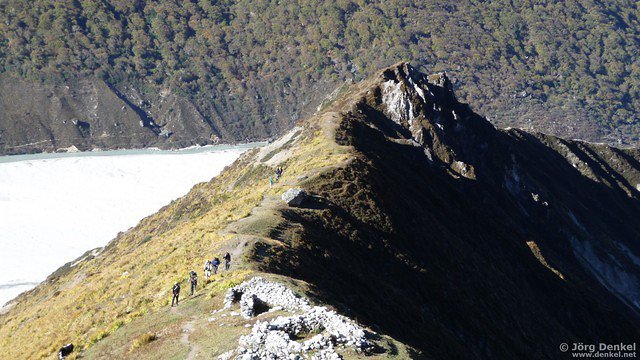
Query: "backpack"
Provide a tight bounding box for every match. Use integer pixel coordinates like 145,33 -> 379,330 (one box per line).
59,343 -> 74,359
213,258 -> 220,266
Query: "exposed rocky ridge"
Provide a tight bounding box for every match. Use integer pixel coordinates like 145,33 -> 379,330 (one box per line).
2,63 -> 640,359
248,63 -> 640,358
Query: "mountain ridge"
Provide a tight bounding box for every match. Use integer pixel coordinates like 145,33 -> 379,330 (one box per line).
1,63 -> 639,359
249,63 -> 640,358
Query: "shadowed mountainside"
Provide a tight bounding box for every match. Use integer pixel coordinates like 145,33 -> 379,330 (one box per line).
251,64 -> 640,359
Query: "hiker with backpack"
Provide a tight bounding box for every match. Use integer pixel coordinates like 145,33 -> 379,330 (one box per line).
204,259 -> 212,282
171,282 -> 181,306
212,257 -> 221,274
189,271 -> 198,295
224,252 -> 231,271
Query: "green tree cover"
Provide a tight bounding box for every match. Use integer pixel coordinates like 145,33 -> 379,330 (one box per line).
1,0 -> 639,142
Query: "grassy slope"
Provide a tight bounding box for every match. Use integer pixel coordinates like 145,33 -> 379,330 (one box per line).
0,93 -> 417,358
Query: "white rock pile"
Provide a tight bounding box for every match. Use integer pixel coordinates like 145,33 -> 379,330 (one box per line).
224,276 -> 310,317
219,277 -> 372,360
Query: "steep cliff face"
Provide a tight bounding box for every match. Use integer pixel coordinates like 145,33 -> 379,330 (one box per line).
1,64 -> 639,359
0,74 -> 223,154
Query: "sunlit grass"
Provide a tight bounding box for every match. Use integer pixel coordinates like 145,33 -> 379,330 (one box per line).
0,116 -> 350,358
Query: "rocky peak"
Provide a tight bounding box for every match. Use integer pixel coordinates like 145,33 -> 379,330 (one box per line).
336,64 -> 640,316
376,62 -> 457,129
347,62 -> 494,179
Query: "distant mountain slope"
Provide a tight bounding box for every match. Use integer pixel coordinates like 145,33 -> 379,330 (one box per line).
1,64 -> 639,359
1,0 -> 640,154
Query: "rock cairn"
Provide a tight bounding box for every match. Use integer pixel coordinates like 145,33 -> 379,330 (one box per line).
219,277 -> 372,359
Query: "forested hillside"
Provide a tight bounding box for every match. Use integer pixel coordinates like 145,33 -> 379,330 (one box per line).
1,0 -> 640,152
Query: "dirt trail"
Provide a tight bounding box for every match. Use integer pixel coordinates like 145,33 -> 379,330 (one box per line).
180,317 -> 201,360
230,237 -> 247,259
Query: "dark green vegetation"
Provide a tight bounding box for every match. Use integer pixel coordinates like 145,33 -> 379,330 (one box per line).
2,0 -> 640,154
2,63 -> 640,359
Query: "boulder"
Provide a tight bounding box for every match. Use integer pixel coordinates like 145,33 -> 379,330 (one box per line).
281,188 -> 307,207
58,343 -> 74,359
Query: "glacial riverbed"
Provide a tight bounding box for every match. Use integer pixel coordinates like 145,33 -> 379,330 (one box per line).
0,144 -> 260,306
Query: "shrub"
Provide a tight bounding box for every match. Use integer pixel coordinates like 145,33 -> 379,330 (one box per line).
139,236 -> 153,245
88,330 -> 109,345
130,332 -> 157,352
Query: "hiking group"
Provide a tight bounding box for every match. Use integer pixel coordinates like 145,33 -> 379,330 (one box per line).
170,252 -> 232,306
269,166 -> 284,187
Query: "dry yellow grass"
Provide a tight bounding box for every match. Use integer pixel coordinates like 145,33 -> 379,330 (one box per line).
0,113 -> 352,359
129,332 -> 156,352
